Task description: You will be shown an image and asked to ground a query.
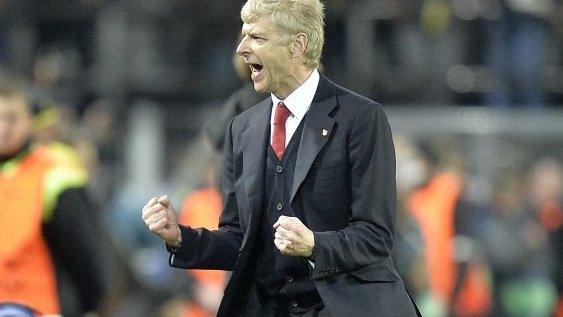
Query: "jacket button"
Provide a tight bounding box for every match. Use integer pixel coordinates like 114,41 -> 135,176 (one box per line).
286,275 -> 293,283
276,166 -> 283,173
291,300 -> 298,307
276,203 -> 283,211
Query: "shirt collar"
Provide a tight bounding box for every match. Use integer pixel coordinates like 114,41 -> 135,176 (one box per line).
271,69 -> 320,122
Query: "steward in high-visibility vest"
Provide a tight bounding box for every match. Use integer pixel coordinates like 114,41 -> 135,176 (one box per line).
408,172 -> 491,316
0,76 -> 106,316
179,186 -> 225,317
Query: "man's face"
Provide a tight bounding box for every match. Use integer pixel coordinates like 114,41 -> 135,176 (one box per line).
236,17 -> 294,98
0,94 -> 32,156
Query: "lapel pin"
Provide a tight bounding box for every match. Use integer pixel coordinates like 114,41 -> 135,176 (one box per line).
322,129 -> 328,136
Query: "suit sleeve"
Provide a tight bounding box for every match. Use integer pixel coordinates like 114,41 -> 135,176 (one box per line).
311,104 -> 397,278
168,118 -> 243,270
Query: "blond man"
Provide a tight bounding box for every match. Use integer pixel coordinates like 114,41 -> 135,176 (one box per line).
143,1 -> 420,316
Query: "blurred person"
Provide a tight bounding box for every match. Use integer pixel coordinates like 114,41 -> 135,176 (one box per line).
142,0 -> 420,316
0,74 -> 107,316
107,185 -> 186,317
174,46 -> 266,317
23,87 -> 85,173
178,162 -> 225,317
171,48 -> 268,201
77,100 -> 120,202
527,158 -> 562,316
407,142 -> 491,317
392,136 -> 427,304
480,173 -> 555,316
485,0 -> 554,107
204,50 -> 269,153
31,95 -> 118,205
33,46 -> 86,111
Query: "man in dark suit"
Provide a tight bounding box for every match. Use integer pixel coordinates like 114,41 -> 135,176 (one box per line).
142,0 -> 420,316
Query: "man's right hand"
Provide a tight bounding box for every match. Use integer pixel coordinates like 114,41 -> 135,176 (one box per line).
141,195 -> 181,247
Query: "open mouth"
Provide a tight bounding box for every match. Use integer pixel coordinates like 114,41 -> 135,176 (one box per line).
249,63 -> 263,74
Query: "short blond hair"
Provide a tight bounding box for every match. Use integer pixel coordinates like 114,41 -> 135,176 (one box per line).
241,0 -> 325,69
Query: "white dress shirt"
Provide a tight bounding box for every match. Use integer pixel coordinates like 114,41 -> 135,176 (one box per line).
270,69 -> 320,145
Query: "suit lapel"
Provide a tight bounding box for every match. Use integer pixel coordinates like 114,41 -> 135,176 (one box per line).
241,98 -> 272,222
291,75 -> 337,203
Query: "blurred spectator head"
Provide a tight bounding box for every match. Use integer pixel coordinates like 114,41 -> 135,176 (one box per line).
240,0 -> 325,69
395,137 -> 466,194
0,70 -> 76,151
81,100 -> 116,146
33,46 -> 83,91
0,72 -> 33,157
417,141 -> 441,172
491,173 -> 525,217
528,158 -> 562,208
395,135 -> 429,193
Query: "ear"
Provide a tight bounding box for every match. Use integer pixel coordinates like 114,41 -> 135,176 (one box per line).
290,33 -> 308,58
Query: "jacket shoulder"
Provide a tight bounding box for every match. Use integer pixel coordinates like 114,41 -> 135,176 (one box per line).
230,97 -> 270,131
325,77 -> 385,118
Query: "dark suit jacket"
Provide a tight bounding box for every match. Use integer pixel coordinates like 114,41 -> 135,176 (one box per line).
168,75 -> 419,316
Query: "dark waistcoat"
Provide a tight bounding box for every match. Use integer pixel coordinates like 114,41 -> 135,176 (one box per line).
254,119 -> 321,312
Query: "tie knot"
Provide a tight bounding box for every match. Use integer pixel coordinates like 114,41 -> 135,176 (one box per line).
274,102 -> 292,125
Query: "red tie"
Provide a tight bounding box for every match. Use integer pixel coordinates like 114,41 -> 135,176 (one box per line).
272,101 -> 292,159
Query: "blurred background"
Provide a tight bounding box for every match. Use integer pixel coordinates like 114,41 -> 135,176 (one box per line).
0,0 -> 562,316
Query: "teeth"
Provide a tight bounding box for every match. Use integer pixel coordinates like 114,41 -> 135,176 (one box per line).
249,63 -> 261,73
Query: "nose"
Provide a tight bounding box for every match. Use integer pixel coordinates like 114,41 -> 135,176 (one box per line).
236,36 -> 249,57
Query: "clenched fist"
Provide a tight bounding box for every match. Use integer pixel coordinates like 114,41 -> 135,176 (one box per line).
141,195 -> 181,247
273,216 -> 315,257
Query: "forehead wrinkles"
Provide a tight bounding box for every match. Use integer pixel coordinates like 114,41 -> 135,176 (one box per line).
242,19 -> 276,36
242,21 -> 292,48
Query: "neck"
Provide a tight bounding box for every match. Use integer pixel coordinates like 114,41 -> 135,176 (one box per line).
275,67 -> 314,100
0,141 -> 31,163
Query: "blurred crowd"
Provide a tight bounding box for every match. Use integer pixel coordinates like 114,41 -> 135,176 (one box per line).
0,0 -> 562,316
393,138 -> 562,317
1,0 -> 562,107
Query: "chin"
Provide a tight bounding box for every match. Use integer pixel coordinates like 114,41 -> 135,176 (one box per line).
253,83 -> 267,94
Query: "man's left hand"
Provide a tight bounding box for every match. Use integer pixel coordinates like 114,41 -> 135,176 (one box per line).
273,216 -> 315,257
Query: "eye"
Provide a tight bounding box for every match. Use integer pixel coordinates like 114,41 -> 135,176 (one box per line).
250,34 -> 265,42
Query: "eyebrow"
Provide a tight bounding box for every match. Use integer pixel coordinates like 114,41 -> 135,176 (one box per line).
243,30 -> 267,38
241,25 -> 268,37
